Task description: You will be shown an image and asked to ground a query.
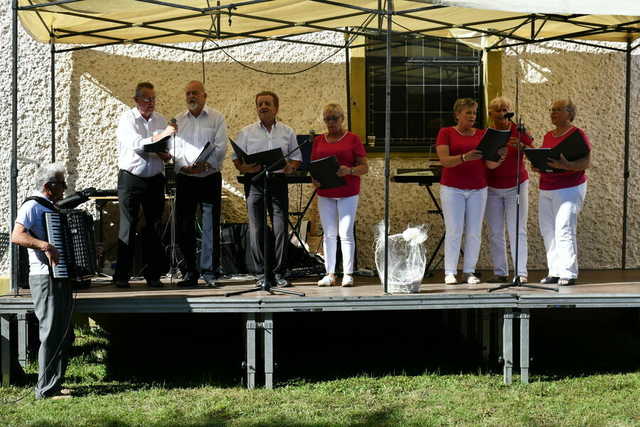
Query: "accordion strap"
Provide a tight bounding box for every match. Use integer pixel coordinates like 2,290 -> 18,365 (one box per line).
22,196 -> 59,212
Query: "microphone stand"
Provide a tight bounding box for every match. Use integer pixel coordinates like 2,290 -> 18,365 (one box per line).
225,137 -> 314,297
489,115 -> 557,293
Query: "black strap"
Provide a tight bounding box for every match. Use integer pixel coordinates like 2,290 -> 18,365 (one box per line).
22,196 -> 59,212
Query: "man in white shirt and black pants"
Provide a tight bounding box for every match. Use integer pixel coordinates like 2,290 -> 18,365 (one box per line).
172,81 -> 229,287
233,91 -> 302,287
11,163 -> 74,399
115,82 -> 175,288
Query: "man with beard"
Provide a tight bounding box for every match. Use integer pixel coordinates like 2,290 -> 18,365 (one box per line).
172,80 -> 229,287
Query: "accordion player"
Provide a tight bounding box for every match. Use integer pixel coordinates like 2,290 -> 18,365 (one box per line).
44,210 -> 98,280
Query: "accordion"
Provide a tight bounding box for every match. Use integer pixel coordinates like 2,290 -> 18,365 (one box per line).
44,210 -> 97,280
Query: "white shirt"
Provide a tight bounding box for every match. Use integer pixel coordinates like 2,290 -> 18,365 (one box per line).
116,107 -> 168,177
233,120 -> 302,173
171,105 -> 229,177
15,191 -> 55,276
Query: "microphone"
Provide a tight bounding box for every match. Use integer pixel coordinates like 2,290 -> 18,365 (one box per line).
504,112 -> 515,120
170,118 -> 177,126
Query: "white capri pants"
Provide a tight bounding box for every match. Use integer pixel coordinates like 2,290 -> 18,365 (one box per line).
538,182 -> 587,279
486,181 -> 529,277
318,194 -> 359,275
439,185 -> 488,275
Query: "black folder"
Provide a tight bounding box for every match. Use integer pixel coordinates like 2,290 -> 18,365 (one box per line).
231,139 -> 286,169
524,129 -> 589,173
476,128 -> 511,161
143,134 -> 170,153
310,156 -> 346,189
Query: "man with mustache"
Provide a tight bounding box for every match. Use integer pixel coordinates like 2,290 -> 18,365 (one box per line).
172,80 -> 229,287
233,91 -> 302,287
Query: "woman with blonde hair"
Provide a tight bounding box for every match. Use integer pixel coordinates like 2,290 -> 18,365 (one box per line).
535,99 -> 591,286
485,96 -> 534,284
311,103 -> 368,287
436,98 -> 505,285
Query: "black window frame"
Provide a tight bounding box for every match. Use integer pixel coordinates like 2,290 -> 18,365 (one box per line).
365,35 -> 484,154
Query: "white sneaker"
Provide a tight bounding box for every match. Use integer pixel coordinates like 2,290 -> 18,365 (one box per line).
465,273 -> 481,284
444,274 -> 458,285
341,274 -> 354,287
317,275 -> 336,287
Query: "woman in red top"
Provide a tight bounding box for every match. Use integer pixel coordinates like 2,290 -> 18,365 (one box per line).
436,98 -> 505,285
311,103 -> 368,287
535,99 -> 591,286
485,97 -> 534,284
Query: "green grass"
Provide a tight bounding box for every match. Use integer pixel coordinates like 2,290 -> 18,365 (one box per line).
2,328 -> 640,426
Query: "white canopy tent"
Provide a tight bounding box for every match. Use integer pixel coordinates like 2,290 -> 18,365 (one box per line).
9,0 -> 640,292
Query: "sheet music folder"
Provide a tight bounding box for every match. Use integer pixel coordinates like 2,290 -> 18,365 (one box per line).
143,134 -> 170,153
524,130 -> 589,173
310,156 -> 345,189
230,139 -> 286,169
193,141 -> 214,165
476,128 -> 511,161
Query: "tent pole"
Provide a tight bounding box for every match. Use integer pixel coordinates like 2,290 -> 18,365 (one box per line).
51,40 -> 56,162
383,0 -> 393,293
345,29 -> 352,130
10,0 -> 19,293
622,38 -> 631,269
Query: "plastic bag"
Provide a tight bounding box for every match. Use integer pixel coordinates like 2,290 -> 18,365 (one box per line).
374,223 -> 428,293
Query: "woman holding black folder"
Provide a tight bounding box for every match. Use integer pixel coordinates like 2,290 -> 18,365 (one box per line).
311,103 -> 368,287
485,96 -> 534,284
535,99 -> 591,286
436,98 -> 505,285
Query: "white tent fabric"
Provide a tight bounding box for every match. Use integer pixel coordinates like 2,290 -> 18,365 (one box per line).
17,0 -> 640,45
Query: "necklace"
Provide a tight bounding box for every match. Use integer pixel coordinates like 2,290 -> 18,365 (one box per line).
325,131 -> 347,143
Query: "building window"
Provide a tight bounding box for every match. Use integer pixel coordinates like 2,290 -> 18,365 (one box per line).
366,36 -> 483,153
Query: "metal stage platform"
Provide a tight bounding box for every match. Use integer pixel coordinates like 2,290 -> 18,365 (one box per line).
3,269 -> 640,388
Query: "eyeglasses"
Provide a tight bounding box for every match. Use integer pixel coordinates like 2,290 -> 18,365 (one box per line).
323,115 -> 342,122
137,96 -> 156,103
48,181 -> 67,188
550,107 -> 568,113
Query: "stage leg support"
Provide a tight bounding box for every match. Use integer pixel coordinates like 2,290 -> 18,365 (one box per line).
17,312 -> 27,368
263,313 -> 274,389
503,309 -> 513,385
1,314 -> 12,386
519,309 -> 530,384
245,313 -> 257,389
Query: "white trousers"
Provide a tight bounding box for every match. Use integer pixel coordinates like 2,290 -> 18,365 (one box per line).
538,182 -> 587,279
318,195 -> 359,274
440,185 -> 487,275
486,181 -> 529,277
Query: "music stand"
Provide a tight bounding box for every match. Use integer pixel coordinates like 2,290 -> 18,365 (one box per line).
225,140 -> 314,297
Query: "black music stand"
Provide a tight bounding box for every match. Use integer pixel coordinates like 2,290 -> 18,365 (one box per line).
225,141 -> 313,297
489,117 -> 557,293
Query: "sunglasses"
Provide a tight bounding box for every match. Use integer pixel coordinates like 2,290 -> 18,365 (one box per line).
323,115 -> 342,122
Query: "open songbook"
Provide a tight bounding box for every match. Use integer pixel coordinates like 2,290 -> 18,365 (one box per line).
143,134 -> 170,153
476,128 -> 511,162
524,129 -> 589,173
230,139 -> 286,170
310,156 -> 346,189
193,141 -> 215,165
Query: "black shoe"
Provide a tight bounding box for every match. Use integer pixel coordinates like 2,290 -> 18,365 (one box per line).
487,275 -> 508,283
558,278 -> 576,286
275,274 -> 291,288
177,275 -> 199,288
114,280 -> 130,289
540,276 -> 559,284
146,279 -> 164,288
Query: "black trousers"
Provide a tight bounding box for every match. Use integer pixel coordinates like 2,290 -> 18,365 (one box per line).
115,170 -> 166,281
176,172 -> 222,278
244,173 -> 288,275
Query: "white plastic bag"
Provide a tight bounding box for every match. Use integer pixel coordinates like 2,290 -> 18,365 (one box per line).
374,223 -> 428,293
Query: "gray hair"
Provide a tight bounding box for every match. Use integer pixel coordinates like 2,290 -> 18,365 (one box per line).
34,162 -> 65,191
135,81 -> 154,98
555,98 -> 577,122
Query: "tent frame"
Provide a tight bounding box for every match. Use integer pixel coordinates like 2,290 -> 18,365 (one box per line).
8,0 -> 640,292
